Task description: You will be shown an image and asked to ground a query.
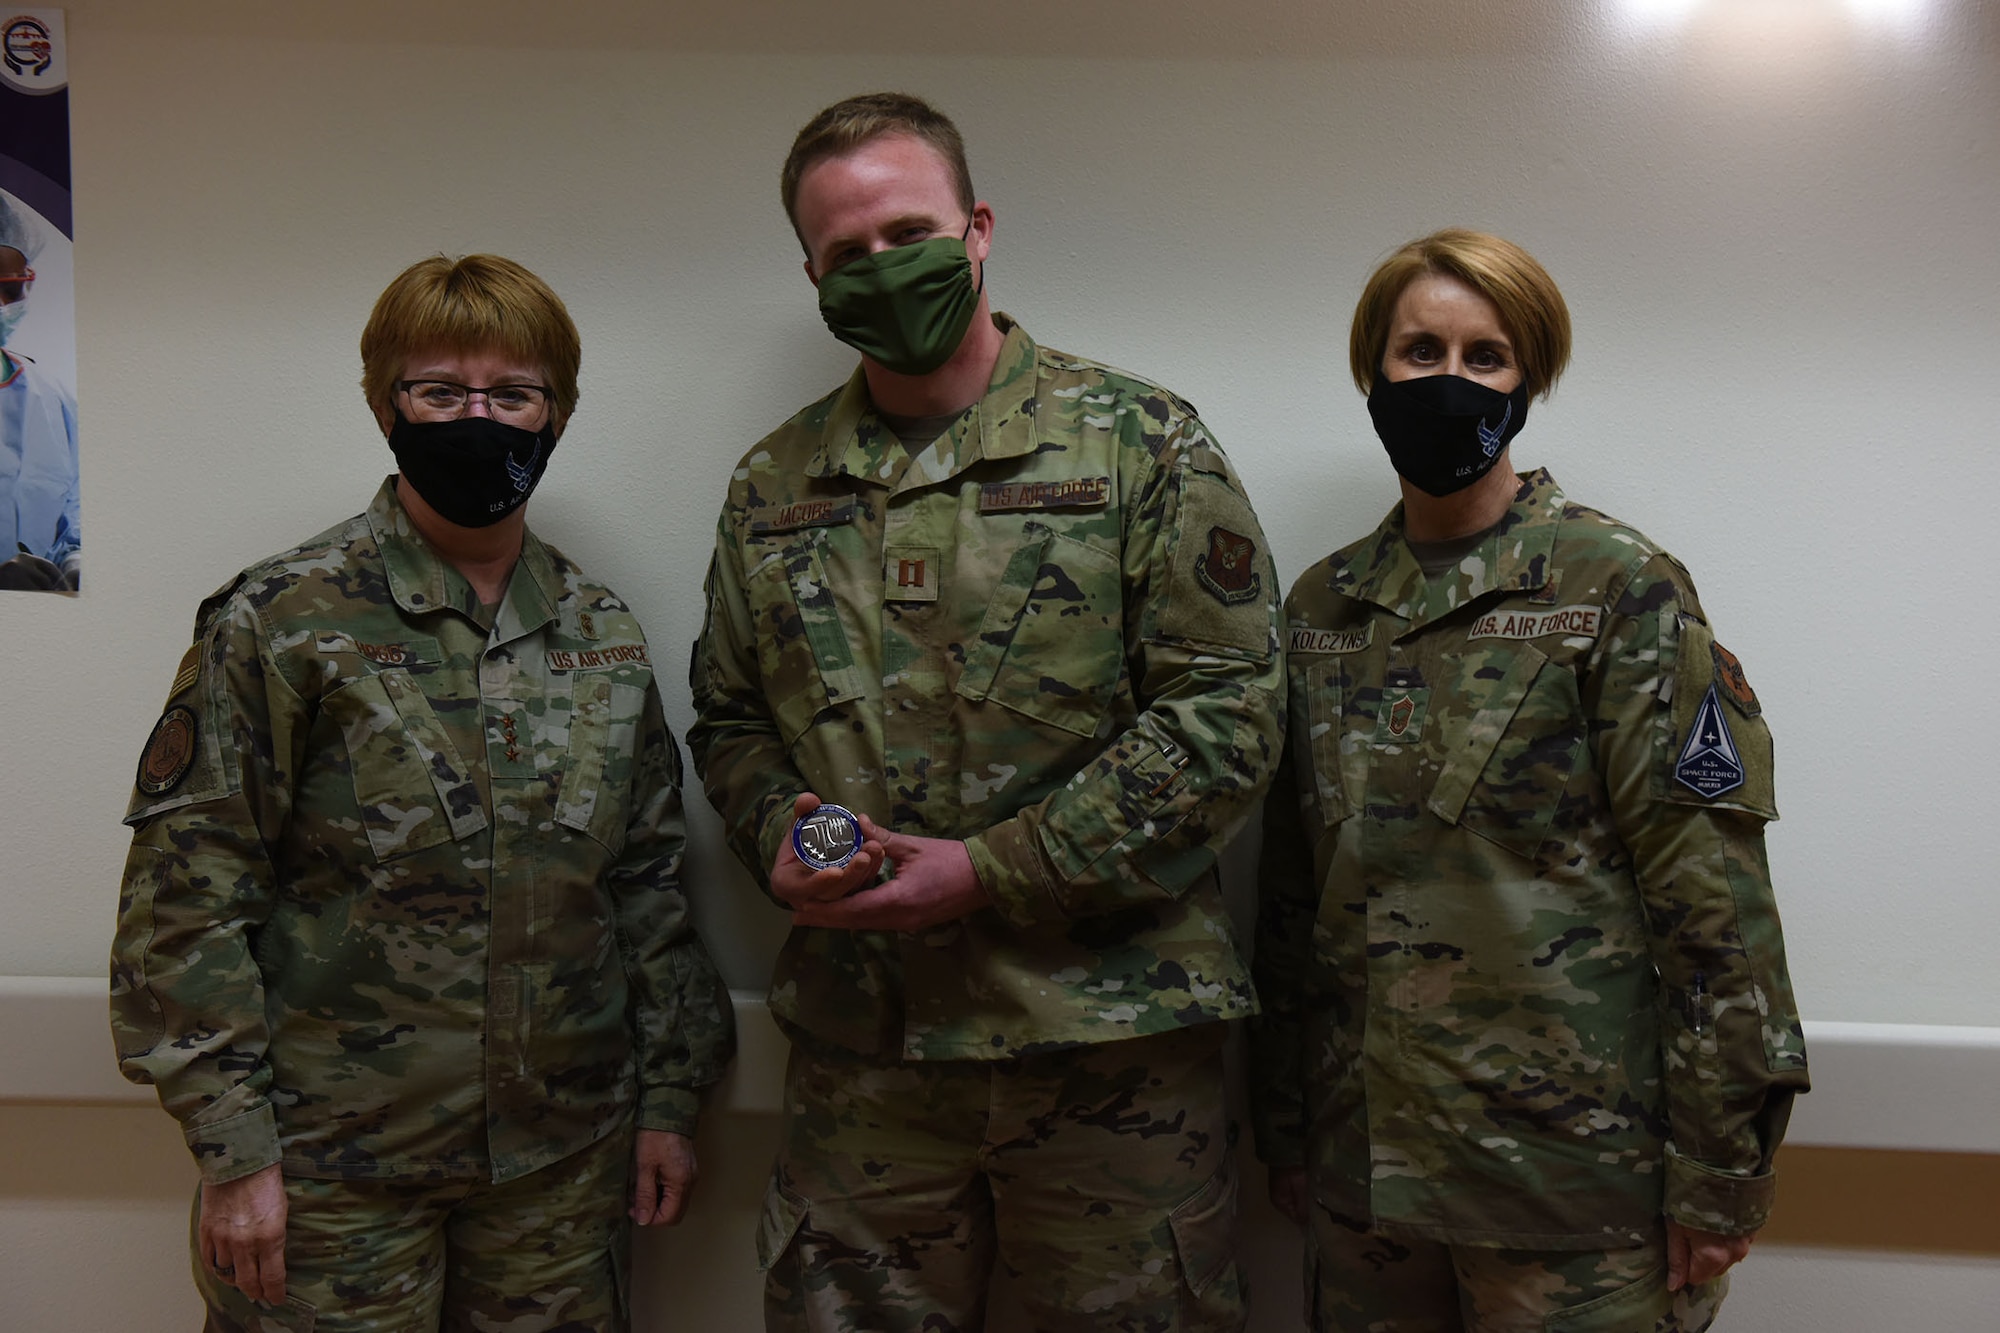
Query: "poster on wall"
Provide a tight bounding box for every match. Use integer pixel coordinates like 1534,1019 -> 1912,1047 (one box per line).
0,7 -> 77,594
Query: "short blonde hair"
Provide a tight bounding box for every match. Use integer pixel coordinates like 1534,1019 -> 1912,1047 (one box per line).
1349,229 -> 1572,400
360,254 -> 581,420
780,92 -> 974,253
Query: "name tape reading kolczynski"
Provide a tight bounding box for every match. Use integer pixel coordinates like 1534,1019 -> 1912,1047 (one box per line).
793,803 -> 864,871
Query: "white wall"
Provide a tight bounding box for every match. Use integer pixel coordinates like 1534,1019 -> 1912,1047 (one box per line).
1,0 -> 1996,1326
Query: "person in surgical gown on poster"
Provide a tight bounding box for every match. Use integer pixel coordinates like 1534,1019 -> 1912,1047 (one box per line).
0,188 -> 79,592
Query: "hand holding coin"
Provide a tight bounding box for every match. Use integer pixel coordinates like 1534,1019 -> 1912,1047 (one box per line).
769,793 -> 886,907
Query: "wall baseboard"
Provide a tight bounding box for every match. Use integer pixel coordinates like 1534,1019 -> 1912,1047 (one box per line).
6,976 -> 1994,1153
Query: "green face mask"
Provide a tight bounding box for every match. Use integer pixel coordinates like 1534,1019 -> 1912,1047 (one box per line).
815,228 -> 982,376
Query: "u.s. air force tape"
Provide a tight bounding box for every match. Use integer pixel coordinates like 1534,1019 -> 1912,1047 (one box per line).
793,804 -> 863,871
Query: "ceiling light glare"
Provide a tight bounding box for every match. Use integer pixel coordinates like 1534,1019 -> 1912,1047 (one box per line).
1842,0 -> 1932,29
1616,0 -> 1707,25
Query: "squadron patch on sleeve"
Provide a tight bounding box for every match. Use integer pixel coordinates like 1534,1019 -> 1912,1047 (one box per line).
1195,526 -> 1262,606
136,704 -> 200,797
1711,642 -> 1761,717
1674,685 -> 1745,799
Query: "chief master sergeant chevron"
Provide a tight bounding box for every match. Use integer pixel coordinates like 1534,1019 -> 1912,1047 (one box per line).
688,93 -> 1286,1330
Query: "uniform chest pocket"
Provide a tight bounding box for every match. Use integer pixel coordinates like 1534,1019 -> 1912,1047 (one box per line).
1298,658 -> 1357,829
555,676 -> 648,855
1427,644 -> 1584,865
743,541 -> 867,746
324,669 -> 488,862
955,525 -> 1124,739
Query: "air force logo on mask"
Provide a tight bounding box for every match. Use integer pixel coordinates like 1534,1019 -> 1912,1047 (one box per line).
1675,685 -> 1745,799
506,441 -> 543,493
1477,401 -> 1513,458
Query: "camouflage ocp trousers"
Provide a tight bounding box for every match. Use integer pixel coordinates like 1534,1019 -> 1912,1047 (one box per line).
193,1125 -> 631,1333
760,1023 -> 1248,1333
1305,1208 -> 1727,1333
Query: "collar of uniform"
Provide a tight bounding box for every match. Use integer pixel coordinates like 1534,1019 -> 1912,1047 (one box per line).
366,477 -> 559,636
807,314 -> 1041,487
1349,469 -> 1564,623
491,527 -> 561,642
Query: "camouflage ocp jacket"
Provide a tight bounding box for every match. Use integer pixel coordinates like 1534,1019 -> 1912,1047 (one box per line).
111,479 -> 734,1186
1250,470 -> 1809,1246
689,317 -> 1285,1061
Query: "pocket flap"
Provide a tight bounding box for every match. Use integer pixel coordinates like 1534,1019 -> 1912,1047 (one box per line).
1167,1161 -> 1240,1297
1543,1265 -> 1673,1333
755,1178 -> 811,1274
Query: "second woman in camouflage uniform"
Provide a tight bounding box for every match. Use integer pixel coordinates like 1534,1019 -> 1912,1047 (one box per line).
1250,230 -> 1808,1332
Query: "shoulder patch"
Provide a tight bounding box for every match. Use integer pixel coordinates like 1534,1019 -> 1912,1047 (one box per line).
1674,686 -> 1745,800
1195,526 -> 1262,606
1711,642 -> 1761,717
136,704 -> 200,797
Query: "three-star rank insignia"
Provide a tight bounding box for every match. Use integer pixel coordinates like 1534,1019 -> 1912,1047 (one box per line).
1711,642 -> 1760,716
1195,526 -> 1262,605
136,704 -> 199,797
1674,685 -> 1745,799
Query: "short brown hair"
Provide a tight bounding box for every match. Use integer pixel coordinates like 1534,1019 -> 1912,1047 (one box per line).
780,92 -> 974,251
360,254 -> 582,421
1348,229 -> 1572,399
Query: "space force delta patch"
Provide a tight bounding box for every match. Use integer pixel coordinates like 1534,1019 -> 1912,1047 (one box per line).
1674,685 -> 1746,799
1467,605 -> 1602,641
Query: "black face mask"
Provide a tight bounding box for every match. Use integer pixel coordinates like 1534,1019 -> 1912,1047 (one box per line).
1367,371 -> 1529,498
386,411 -> 558,528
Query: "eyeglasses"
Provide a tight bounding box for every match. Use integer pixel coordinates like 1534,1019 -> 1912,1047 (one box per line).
0,267 -> 31,304
397,378 -> 551,424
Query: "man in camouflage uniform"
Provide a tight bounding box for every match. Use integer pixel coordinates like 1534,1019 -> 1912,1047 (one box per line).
1251,230 -> 1808,1331
111,254 -> 733,1332
688,94 -> 1284,1330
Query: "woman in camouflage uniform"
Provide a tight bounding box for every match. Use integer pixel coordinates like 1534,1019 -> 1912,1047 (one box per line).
1250,230 -> 1808,1332
111,255 -> 733,1332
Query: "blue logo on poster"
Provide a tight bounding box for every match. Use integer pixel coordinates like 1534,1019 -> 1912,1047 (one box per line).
1675,684 -> 1745,799
3,16 -> 51,77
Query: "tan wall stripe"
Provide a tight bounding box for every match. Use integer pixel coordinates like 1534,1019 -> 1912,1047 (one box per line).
1763,1147 -> 2000,1255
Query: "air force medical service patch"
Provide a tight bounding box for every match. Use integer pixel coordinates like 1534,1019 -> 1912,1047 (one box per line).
1675,684 -> 1745,799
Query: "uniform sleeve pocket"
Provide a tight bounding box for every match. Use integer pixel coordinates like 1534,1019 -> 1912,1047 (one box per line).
556,676 -> 647,855
323,671 -> 487,861
1429,645 -> 1582,865
956,524 -> 1123,739
744,543 -> 866,746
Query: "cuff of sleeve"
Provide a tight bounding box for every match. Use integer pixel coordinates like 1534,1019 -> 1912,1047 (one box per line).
965,818 -> 1064,929
638,1084 -> 702,1138
756,798 -> 801,894
186,1103 -> 281,1185
1664,1142 -> 1777,1234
